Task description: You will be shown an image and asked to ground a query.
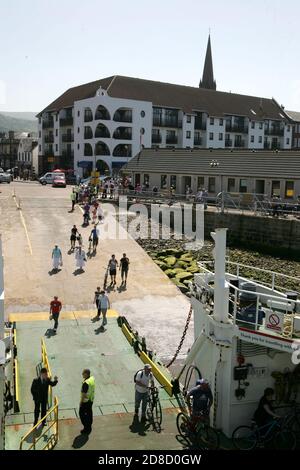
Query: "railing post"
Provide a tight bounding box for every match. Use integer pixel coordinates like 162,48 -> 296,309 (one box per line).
233,289 -> 238,324
271,272 -> 275,291
255,295 -> 260,331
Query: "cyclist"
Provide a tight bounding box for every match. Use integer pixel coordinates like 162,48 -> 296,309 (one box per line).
134,364 -> 154,423
253,388 -> 281,430
186,379 -> 213,425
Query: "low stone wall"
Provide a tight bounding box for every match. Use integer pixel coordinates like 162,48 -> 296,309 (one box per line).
204,211 -> 300,257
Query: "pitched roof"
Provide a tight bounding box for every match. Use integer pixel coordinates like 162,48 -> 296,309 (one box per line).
39,75 -> 291,121
124,148 -> 300,179
199,35 -> 216,90
286,110 -> 300,122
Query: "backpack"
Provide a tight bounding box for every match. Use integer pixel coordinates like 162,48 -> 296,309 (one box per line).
134,369 -> 144,383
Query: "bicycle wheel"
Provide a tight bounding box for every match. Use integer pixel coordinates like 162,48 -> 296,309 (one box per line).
197,426 -> 220,450
272,430 -> 297,450
176,413 -> 190,439
152,399 -> 162,432
232,425 -> 258,450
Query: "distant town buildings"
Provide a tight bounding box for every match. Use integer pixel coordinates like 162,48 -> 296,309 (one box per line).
0,131 -> 38,173
37,36 -> 298,176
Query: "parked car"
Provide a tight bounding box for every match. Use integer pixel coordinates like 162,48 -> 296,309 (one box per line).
0,172 -> 11,184
39,172 -> 64,185
52,175 -> 66,188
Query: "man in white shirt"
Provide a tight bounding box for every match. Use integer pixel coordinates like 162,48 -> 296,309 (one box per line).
134,364 -> 154,423
98,290 -> 110,327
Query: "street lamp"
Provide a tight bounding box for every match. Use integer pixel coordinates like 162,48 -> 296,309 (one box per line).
210,159 -> 224,213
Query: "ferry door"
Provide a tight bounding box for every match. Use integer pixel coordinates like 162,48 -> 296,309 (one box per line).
255,180 -> 265,198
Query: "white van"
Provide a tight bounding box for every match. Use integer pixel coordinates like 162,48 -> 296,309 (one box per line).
39,172 -> 65,185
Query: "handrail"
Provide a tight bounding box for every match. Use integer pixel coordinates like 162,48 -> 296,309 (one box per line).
41,338 -> 53,407
19,396 -> 59,450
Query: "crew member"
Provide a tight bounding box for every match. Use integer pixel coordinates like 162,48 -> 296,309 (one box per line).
79,369 -> 95,435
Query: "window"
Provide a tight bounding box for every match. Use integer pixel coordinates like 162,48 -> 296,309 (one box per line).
187,115 -> 191,123
78,127 -> 80,133
210,117 -> 214,125
77,110 -> 80,117
286,138 -> 290,145
186,131 -> 191,139
239,179 -> 248,193
285,181 -> 294,198
39,131 -> 41,138
77,143 -> 80,150
251,135 -> 254,143
170,175 -> 177,189
144,174 -> 149,187
208,177 -> 215,193
259,136 -> 262,143
219,118 -> 223,126
39,145 -> 41,151
55,144 -> 58,151
141,110 -> 145,118
161,175 -> 168,189
259,122 -> 263,129
287,125 -> 290,132
271,180 -> 280,196
227,178 -> 235,192
55,129 -> 58,136
209,132 -> 214,140
197,176 -> 205,189
251,122 -> 255,129
219,133 -> 223,141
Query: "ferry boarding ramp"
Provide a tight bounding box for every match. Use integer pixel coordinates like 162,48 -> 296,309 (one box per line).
5,310 -> 181,450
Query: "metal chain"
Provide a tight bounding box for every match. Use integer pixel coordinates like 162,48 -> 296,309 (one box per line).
165,305 -> 193,368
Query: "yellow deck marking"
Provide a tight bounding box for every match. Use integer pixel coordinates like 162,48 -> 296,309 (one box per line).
9,308 -> 118,323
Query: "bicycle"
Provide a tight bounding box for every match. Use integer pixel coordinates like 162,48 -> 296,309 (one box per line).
232,417 -> 297,450
146,386 -> 162,433
176,411 -> 220,450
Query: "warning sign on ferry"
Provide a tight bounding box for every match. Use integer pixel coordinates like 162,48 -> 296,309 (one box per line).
265,310 -> 284,333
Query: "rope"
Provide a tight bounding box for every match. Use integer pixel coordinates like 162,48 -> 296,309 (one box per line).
165,305 -> 193,368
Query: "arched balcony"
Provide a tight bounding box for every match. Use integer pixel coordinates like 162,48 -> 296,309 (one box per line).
113,144 -> 132,158
113,126 -> 132,140
95,105 -> 110,121
84,143 -> 93,156
95,141 -> 110,156
84,126 -> 93,139
113,108 -> 132,123
95,123 -> 110,139
96,159 -> 110,174
84,107 -> 93,122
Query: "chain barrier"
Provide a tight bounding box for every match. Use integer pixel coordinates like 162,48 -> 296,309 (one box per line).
164,305 -> 193,369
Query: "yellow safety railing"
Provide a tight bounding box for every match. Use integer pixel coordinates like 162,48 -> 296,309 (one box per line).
41,338 -> 53,407
20,397 -> 59,450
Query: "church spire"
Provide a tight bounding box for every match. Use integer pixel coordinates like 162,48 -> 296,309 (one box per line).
199,34 -> 216,90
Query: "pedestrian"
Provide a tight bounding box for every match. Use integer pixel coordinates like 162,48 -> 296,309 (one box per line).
79,369 -> 95,435
70,225 -> 78,251
119,253 -> 130,285
97,290 -> 110,326
94,286 -> 101,316
97,204 -> 104,223
83,202 -> 90,226
70,190 -> 76,211
51,245 -> 62,272
76,232 -> 83,248
31,368 -> 58,426
75,246 -> 86,272
89,224 -> 99,253
134,364 -> 154,423
49,296 -> 62,332
108,254 -> 118,286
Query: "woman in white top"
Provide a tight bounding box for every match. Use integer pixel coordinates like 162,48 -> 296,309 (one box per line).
52,245 -> 62,272
75,246 -> 86,272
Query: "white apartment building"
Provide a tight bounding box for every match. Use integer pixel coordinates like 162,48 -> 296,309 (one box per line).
17,136 -> 38,173
37,38 -> 293,176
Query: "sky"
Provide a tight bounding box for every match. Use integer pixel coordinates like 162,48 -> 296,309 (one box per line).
1,0 -> 300,113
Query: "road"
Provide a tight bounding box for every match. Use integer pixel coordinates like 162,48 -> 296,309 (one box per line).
0,181 -> 193,363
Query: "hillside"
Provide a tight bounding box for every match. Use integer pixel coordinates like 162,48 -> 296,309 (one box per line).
0,111 -> 37,121
0,113 -> 37,134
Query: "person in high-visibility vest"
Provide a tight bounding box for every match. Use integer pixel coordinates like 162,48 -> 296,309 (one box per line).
79,369 -> 95,435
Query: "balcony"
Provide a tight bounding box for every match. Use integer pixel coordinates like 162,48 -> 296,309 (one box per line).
42,119 -> 54,129
113,111 -> 132,123
225,139 -> 232,147
153,116 -> 182,128
271,142 -> 281,150
113,144 -> 132,158
84,131 -> 93,140
166,135 -> 178,144
234,140 -> 245,148
60,117 -> 73,127
194,136 -> 202,145
113,130 -> 132,140
264,142 -> 270,149
84,112 -> 93,123
194,118 -> 207,130
44,149 -> 54,157
265,127 -> 284,136
225,123 -> 248,133
44,135 -> 54,143
152,133 -> 162,144
62,134 -> 74,142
